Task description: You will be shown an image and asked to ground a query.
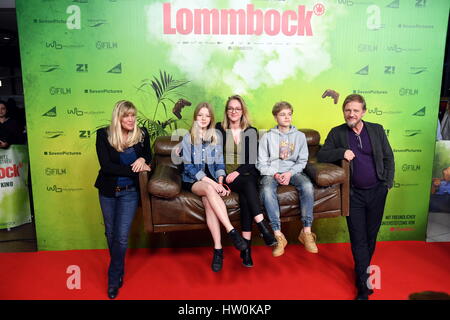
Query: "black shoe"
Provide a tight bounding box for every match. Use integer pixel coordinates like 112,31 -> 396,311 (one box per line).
355,290 -> 369,300
240,239 -> 253,267
228,229 -> 248,251
211,249 -> 223,272
256,220 -> 277,246
368,289 -> 374,295
108,287 -> 119,299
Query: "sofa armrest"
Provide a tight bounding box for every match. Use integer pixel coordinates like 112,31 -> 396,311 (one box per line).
305,162 -> 346,187
148,164 -> 181,199
139,171 -> 153,232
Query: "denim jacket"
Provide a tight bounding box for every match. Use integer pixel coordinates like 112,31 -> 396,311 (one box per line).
181,133 -> 226,183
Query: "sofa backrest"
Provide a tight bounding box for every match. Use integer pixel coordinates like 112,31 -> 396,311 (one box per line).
153,129 -> 321,167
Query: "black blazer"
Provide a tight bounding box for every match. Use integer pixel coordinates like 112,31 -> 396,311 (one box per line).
215,122 -> 259,177
317,121 -> 395,188
94,127 -> 152,197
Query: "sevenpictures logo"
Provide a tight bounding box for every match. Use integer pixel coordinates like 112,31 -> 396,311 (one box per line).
84,88 -> 123,94
43,151 -> 82,156
34,18 -> 65,24
352,89 -> 388,95
393,148 -> 422,153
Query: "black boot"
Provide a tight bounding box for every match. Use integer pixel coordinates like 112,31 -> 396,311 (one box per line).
240,239 -> 253,267
228,229 -> 248,251
211,249 -> 223,272
257,220 -> 277,246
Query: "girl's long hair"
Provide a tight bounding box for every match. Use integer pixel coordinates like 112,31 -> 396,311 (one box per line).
190,102 -> 218,145
107,100 -> 142,152
221,95 -> 251,130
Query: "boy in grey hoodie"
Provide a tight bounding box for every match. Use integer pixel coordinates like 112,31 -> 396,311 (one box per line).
257,101 -> 318,257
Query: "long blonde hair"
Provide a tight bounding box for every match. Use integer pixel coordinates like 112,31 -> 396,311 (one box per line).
190,102 -> 218,145
107,100 -> 142,152
221,95 -> 251,130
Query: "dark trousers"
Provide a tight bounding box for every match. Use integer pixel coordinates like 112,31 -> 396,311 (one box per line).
228,174 -> 261,232
99,187 -> 139,288
346,183 -> 388,292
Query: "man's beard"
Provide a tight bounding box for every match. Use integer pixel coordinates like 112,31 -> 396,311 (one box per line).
346,119 -> 360,128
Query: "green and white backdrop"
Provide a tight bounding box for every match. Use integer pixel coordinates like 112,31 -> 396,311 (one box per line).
15,0 -> 449,250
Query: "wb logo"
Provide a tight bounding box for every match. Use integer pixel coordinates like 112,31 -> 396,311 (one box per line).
79,130 -> 91,138
68,108 -> 84,116
47,185 -> 63,192
46,41 -> 63,50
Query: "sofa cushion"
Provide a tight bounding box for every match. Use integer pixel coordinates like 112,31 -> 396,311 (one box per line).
151,184 -> 341,225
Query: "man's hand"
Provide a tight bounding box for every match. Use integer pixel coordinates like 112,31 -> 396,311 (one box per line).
226,171 -> 240,184
344,150 -> 355,161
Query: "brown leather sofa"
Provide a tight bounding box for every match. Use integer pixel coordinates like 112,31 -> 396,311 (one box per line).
139,129 -> 349,236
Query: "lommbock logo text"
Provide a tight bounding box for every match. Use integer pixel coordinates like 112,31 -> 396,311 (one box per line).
163,3 -> 316,36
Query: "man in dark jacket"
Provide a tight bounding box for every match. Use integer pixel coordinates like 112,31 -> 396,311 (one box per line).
317,94 -> 395,300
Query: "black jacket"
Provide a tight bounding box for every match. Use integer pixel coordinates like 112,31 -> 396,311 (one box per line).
94,127 -> 152,197
317,121 -> 395,188
215,123 -> 259,177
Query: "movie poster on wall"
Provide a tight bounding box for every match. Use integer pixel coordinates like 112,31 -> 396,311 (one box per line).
16,0 -> 449,250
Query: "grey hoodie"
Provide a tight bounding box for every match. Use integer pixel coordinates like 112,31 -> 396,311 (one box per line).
257,125 -> 309,176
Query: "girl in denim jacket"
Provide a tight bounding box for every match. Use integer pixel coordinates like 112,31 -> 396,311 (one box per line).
181,102 -> 247,272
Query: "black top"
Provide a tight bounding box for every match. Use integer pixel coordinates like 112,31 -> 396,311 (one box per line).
215,122 -> 259,177
317,121 -> 395,189
94,127 -> 152,197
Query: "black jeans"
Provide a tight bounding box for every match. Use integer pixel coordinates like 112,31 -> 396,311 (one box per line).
346,183 -> 388,291
228,174 -> 261,232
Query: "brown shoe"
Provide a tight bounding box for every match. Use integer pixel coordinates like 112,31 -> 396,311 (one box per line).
298,229 -> 318,253
272,233 -> 288,257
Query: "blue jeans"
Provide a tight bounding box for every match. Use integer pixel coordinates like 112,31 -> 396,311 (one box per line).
260,173 -> 314,231
99,187 -> 138,288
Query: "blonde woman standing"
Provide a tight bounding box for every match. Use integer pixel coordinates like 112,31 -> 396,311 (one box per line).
95,100 -> 152,299
181,102 -> 247,272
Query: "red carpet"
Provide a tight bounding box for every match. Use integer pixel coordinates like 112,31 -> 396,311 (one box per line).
0,241 -> 449,300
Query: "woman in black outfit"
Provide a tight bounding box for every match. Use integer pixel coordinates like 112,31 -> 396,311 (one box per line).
216,95 -> 277,267
95,100 -> 151,299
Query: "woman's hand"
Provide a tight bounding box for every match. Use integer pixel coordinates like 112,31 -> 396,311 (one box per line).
215,182 -> 230,197
225,171 -> 239,184
131,157 -> 148,172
